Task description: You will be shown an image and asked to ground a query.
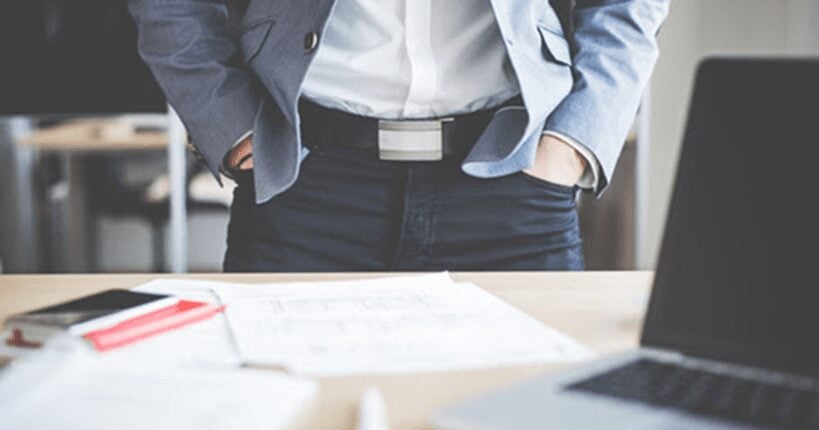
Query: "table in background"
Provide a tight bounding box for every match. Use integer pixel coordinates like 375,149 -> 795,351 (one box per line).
19,119 -> 187,273
0,271 -> 652,430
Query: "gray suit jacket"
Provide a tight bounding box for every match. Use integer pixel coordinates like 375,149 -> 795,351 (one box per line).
128,0 -> 670,203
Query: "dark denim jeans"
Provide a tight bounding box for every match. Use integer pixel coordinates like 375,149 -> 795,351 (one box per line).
224,145 -> 584,272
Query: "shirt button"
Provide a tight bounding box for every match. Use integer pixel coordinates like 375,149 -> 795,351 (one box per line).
304,32 -> 319,52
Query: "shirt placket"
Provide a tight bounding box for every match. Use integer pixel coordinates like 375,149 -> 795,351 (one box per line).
401,0 -> 438,118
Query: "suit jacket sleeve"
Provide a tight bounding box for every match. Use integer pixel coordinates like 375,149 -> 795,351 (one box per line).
544,0 -> 671,193
128,0 -> 261,181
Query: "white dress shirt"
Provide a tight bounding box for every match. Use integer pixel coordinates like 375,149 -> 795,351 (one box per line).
248,0 -> 599,188
301,0 -> 519,119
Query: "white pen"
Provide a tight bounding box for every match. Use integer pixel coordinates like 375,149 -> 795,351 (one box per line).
358,387 -> 389,430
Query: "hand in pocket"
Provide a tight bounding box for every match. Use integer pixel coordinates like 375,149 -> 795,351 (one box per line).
227,135 -> 254,171
524,134 -> 585,186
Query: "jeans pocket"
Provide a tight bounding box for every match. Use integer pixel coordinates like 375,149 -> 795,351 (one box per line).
516,171 -> 577,197
231,168 -> 254,186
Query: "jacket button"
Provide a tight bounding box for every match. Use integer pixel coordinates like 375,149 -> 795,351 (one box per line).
304,32 -> 319,52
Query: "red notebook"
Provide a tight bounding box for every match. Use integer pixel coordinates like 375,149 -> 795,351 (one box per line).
83,300 -> 225,352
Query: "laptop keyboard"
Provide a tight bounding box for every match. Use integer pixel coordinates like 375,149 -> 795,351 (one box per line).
566,359 -> 819,429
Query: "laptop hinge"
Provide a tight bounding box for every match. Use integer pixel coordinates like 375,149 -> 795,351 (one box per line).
642,348 -> 819,389
641,347 -> 684,362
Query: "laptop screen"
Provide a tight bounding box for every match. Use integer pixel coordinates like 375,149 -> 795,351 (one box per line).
642,58 -> 819,376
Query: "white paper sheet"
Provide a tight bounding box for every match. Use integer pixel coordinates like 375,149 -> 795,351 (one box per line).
0,354 -> 317,430
215,273 -> 592,376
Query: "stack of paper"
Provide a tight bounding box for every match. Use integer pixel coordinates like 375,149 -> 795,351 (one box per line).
0,279 -> 316,430
0,354 -> 316,430
214,273 -> 591,375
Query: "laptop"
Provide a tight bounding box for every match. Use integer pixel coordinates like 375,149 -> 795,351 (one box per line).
434,58 -> 819,430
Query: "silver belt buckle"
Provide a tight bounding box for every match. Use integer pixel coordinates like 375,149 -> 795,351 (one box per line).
377,119 -> 451,161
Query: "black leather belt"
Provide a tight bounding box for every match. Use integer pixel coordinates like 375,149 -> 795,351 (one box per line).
298,96 -> 523,161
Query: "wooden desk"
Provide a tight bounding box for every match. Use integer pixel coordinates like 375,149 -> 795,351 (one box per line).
0,271 -> 653,430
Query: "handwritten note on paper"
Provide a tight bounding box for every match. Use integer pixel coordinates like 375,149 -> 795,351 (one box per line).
216,274 -> 592,376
